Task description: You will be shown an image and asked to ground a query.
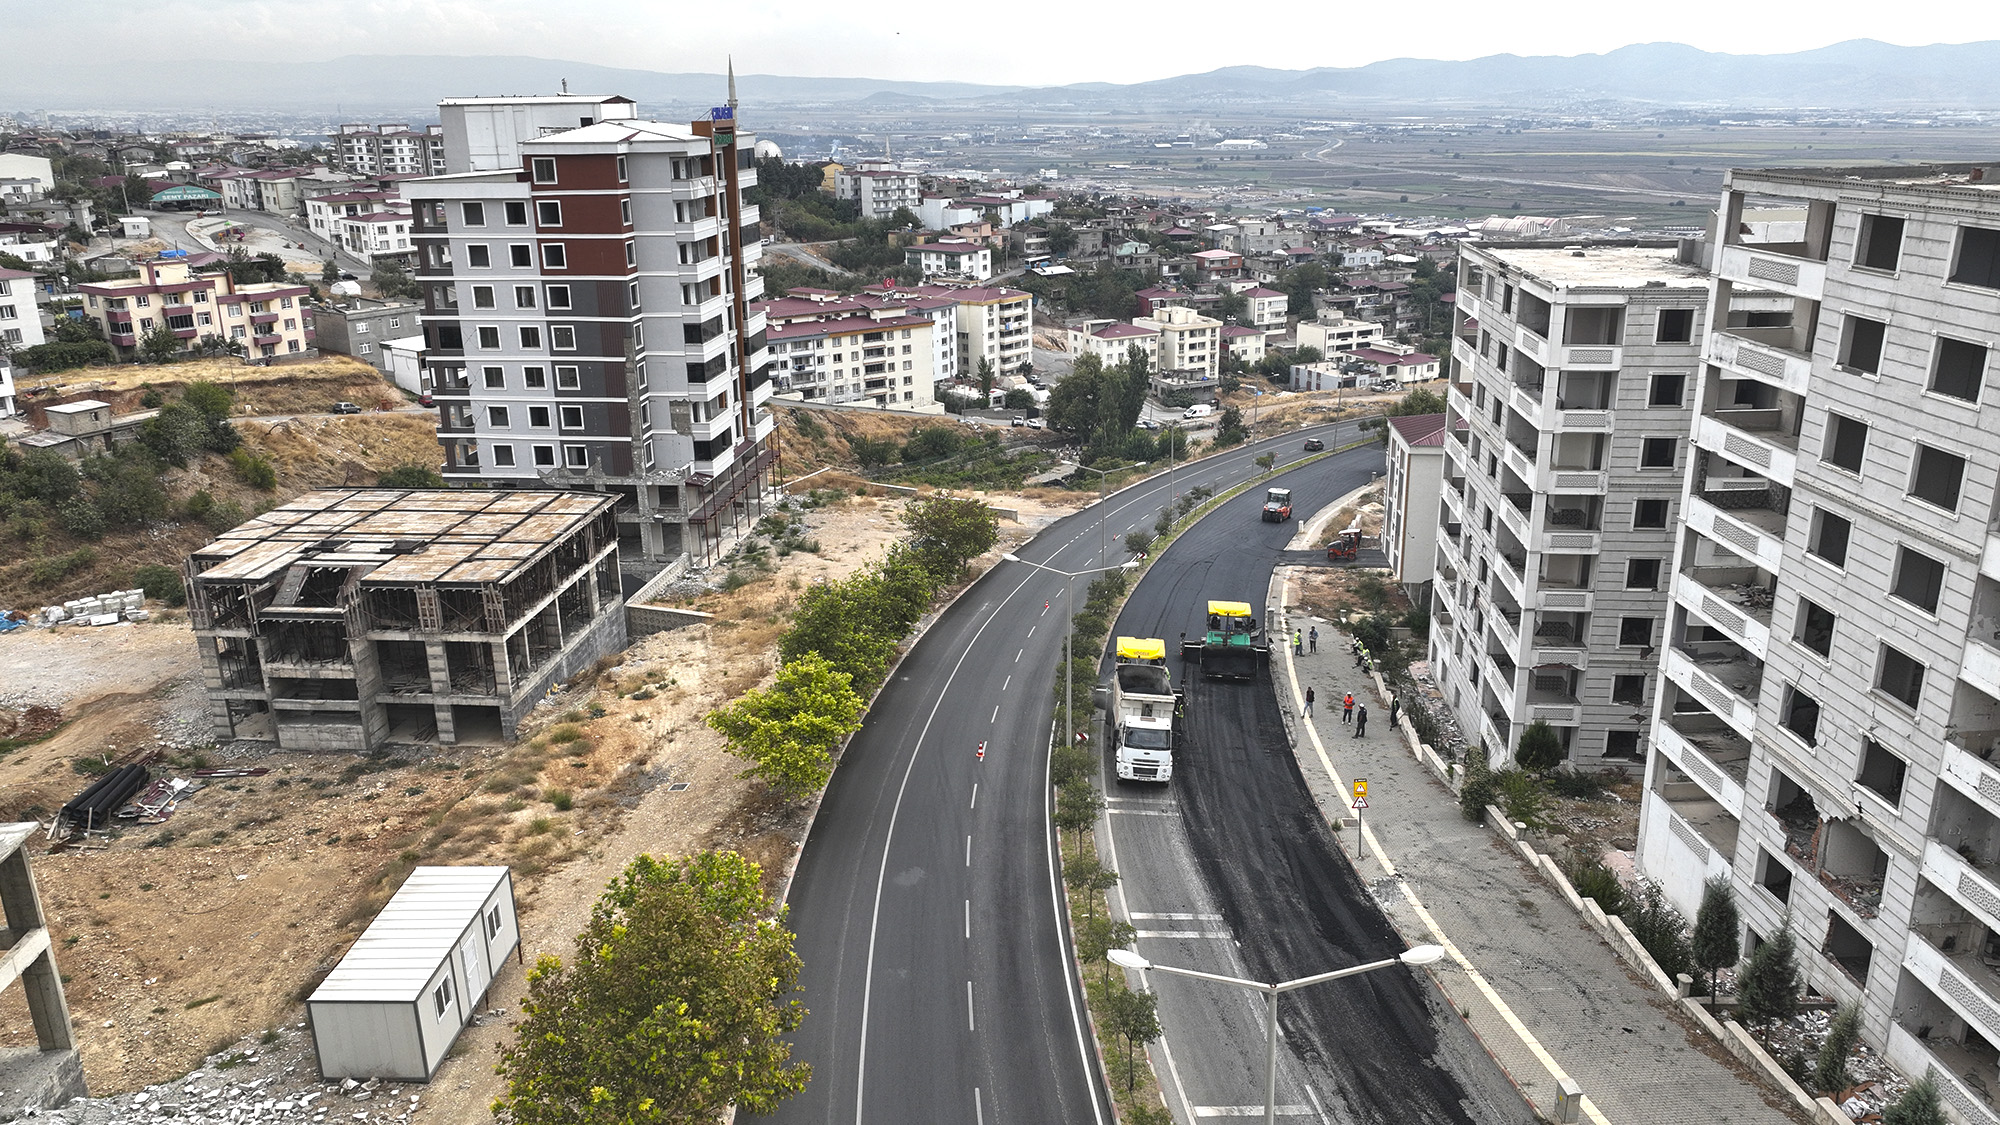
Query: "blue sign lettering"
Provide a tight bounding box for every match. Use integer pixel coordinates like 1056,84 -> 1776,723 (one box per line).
710,106 -> 734,120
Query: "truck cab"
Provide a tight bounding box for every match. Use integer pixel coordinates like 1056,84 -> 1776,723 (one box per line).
1261,487 -> 1293,522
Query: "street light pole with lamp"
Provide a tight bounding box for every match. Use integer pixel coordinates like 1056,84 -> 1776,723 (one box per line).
1108,943 -> 1448,1125
1000,552 -> 1142,739
1068,461 -> 1146,561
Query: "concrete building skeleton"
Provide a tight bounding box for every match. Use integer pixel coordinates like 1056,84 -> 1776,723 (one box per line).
186,489 -> 625,753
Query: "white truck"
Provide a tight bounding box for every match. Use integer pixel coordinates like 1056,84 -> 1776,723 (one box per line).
1097,636 -> 1181,783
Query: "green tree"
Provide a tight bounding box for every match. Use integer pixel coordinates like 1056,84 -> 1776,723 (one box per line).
780,579 -> 899,693
493,851 -> 810,1124
1621,878 -> 1693,982
1003,387 -> 1035,410
1736,914 -> 1802,1024
900,494 -> 999,583
1106,986 -> 1162,1093
1388,387 -> 1449,417
183,379 -> 234,418
1279,262 -> 1327,317
976,357 -> 996,399
1883,1076 -> 1947,1125
14,450 -> 80,504
1044,222 -> 1078,257
1053,780 -> 1105,856
706,652 -> 865,799
1214,290 -> 1249,322
1690,876 -> 1741,1001
1814,1002 -> 1861,1094
320,259 -> 339,286
1514,720 -> 1564,772
377,464 -> 445,488
848,434 -> 898,468
139,322 -> 182,364
1213,406 -> 1246,447
1047,352 -> 1107,436
371,258 -> 420,300
133,563 -> 187,606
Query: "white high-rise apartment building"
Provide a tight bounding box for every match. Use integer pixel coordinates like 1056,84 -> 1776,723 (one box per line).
1432,243 -> 1709,771
408,104 -> 773,566
1636,165 -> 2000,1122
437,95 -> 640,175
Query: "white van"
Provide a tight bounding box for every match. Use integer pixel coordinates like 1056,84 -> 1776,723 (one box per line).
1182,403 -> 1215,419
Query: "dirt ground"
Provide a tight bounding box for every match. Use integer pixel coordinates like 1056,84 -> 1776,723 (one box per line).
15,354 -> 397,412
0,485 -> 1075,1108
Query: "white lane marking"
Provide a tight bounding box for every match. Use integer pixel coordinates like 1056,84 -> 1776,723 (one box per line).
1106,808 -> 1179,817
1194,1107 -> 1313,1118
991,705 -> 1000,722
1003,675 -> 1011,691
969,783 -> 978,809
965,898 -> 971,939
1029,625 -> 1036,637
855,570 -> 1039,1125
1016,649 -> 1023,662
975,1088 -> 984,1125
1304,1083 -> 1329,1124
1135,930 -> 1233,939
1275,596 -> 1612,1125
967,979 -> 976,1031
1130,912 -> 1223,921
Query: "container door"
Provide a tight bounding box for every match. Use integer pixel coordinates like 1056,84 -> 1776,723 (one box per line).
456,931 -> 490,1014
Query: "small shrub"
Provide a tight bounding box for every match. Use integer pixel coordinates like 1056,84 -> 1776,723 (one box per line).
134,563 -> 188,606
1491,767 -> 1547,832
1514,719 -> 1565,773
228,449 -> 277,490
546,789 -> 573,811
185,994 -> 222,1010
1815,1002 -> 1861,1094
1622,878 -> 1695,983
629,688 -> 655,701
1567,857 -> 1626,915
546,724 -> 585,744
1546,768 -> 1607,800
1458,755 -> 1496,823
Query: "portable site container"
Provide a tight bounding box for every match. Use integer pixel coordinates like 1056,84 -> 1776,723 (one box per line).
307,866 -> 519,1081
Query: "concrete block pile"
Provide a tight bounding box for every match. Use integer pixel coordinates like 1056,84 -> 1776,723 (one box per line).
36,589 -> 148,627
23,1025 -> 427,1124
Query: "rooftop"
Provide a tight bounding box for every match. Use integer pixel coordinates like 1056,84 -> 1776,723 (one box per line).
191,489 -> 619,587
1727,163 -> 2000,194
1387,413 -> 1449,447
309,867 -> 511,1003
1478,244 -> 1706,290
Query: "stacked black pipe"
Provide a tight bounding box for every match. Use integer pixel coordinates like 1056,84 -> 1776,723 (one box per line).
62,765 -> 149,832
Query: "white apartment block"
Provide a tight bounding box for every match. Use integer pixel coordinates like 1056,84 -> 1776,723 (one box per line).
1296,311 -> 1385,356
307,190 -> 403,241
335,124 -> 445,177
0,268 -> 45,350
1135,304 -> 1223,379
1384,413 -> 1448,590
1430,243 -> 1708,772
836,168 -> 922,221
407,113 -> 774,565
1067,320 -> 1158,369
437,95 -> 640,175
1634,166 -> 2000,1123
763,302 -> 937,409
905,239 -> 992,281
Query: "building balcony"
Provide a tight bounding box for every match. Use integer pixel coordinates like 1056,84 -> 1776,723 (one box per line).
1684,492 -> 1786,572
1560,344 -> 1622,370
250,311 -> 280,325
253,331 -> 282,345
1965,637 -> 2000,702
1513,324 -> 1549,364
1674,567 -> 1774,659
1921,840 -> 2000,939
1694,411 -> 1798,487
1552,408 -> 1614,433
1540,525 -> 1600,554
1654,712 -> 1748,816
1490,606 -> 1523,653
1524,672 -> 1581,725
1498,492 -> 1531,540
1663,643 -> 1760,738
1502,442 -> 1535,483
1536,586 -> 1594,613
1482,711 -> 1512,756
1943,743 -> 2000,825
1494,550 -> 1526,602
1545,466 -> 1608,494
1707,327 -> 1813,395
1885,1023 -> 2000,1125
1643,781 -> 1740,876
1718,241 -> 1827,302
1905,930 -> 2000,1066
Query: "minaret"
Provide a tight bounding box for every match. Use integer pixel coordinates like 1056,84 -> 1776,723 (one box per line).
727,56 -> 738,117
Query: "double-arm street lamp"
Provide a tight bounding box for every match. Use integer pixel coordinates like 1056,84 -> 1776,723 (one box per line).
1108,943 -> 1448,1125
1068,460 -> 1147,560
1001,553 -> 1142,738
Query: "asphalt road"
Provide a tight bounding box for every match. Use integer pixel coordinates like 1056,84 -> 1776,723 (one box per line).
1104,456 -> 1536,1124
769,420 -> 1367,1125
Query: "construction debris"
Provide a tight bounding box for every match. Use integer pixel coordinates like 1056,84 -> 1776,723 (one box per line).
54,764 -> 150,839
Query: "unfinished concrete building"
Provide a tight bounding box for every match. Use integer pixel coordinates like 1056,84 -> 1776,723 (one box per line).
0,822 -> 84,1112
186,489 -> 625,751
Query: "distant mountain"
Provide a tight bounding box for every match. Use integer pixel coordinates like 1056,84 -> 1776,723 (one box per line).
5,40 -> 1999,117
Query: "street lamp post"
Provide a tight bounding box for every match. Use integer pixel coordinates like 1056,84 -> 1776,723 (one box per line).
1108,944 -> 1447,1125
1069,461 -> 1147,561
1001,553 -> 1142,740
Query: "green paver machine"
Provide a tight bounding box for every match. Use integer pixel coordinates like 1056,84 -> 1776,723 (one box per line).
1180,599 -> 1267,680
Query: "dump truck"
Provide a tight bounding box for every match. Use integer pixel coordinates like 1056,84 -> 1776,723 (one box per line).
1094,637 -> 1181,782
1261,487 -> 1293,522
1179,600 -> 1266,679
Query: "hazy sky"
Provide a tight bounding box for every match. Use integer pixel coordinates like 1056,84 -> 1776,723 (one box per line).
8,0 -> 1998,86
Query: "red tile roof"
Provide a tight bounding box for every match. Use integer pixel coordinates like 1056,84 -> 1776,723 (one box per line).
768,313 -> 929,340
1387,413 -> 1448,447
1093,324 -> 1154,339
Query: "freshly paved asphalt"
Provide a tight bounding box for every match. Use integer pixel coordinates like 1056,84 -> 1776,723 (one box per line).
1102,453 -> 1537,1124
769,420 -> 1367,1125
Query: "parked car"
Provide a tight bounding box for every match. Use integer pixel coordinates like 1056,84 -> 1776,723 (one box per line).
417,392 -> 434,407
1303,437 -> 1325,451
1182,403 -> 1215,419
1011,415 -> 1026,427
330,401 -> 362,415
1027,418 -> 1044,429
1138,419 -> 1160,431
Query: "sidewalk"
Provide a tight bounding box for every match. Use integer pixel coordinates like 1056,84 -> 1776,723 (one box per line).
1270,590 -> 1806,1125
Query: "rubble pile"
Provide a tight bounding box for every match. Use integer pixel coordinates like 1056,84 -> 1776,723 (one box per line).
35,590 -> 149,629
18,1022 -> 444,1124
1752,1006 -> 1909,1121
